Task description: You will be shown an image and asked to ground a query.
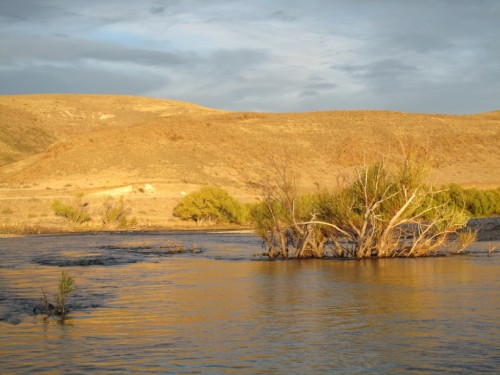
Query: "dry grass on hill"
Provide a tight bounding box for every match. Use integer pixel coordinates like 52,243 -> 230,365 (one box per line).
0,94 -> 499,229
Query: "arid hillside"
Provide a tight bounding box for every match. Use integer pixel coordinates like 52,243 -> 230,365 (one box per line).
0,94 -> 499,229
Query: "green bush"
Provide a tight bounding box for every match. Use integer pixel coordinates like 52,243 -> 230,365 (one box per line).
466,188 -> 500,216
249,199 -> 286,239
173,186 -> 245,225
36,271 -> 76,319
433,184 -> 500,217
51,193 -> 91,224
100,196 -> 132,227
56,271 -> 76,316
248,193 -> 320,245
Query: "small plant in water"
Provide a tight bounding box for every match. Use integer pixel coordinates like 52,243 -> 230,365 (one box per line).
488,244 -> 497,257
38,289 -> 52,314
56,271 -> 77,316
449,229 -> 478,254
34,271 -> 77,319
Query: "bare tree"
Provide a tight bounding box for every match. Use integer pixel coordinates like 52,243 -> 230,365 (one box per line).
317,157 -> 469,258
251,157 -> 329,258
251,154 -> 470,258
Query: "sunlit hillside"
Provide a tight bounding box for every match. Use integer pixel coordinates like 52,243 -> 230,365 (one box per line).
0,94 -> 499,228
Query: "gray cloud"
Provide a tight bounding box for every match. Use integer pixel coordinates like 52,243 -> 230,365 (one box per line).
0,0 -> 498,114
0,64 -> 167,96
335,59 -> 421,92
268,10 -> 297,23
386,34 -> 455,54
299,80 -> 337,99
149,6 -> 165,15
0,0 -> 69,22
205,49 -> 270,78
0,35 -> 194,67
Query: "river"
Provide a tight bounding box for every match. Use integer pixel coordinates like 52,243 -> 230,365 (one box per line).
0,232 -> 499,374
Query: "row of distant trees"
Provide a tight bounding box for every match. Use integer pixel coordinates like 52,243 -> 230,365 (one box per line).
173,157 -> 499,258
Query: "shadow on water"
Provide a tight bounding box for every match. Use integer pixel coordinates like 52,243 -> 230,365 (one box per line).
0,263 -> 114,324
33,253 -> 140,267
0,231 -> 248,325
30,232 -> 210,267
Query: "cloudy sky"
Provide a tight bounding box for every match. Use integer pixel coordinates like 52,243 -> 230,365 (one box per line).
1,0 -> 499,113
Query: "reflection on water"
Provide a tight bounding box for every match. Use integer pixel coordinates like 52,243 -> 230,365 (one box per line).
0,232 -> 499,374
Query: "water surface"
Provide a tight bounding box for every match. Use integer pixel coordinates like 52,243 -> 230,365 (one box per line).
1,232 -> 499,374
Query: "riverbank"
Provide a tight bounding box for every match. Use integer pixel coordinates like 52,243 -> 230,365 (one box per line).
0,222 -> 253,237
2,217 -> 499,241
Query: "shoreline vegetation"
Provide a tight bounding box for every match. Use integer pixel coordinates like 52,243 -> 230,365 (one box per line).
2,164 -> 499,243
2,158 -> 499,254
247,157 -> 498,258
2,206 -> 498,237
1,96 -> 498,251
1,183 -> 498,238
0,223 -> 252,236
0,219 -> 498,239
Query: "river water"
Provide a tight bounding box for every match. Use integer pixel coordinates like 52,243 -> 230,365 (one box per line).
0,232 -> 498,374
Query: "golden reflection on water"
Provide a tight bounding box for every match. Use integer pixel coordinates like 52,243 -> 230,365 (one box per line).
0,235 -> 498,373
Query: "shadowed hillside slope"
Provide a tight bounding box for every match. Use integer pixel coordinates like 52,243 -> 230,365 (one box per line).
0,103 -> 56,166
0,94 -> 223,166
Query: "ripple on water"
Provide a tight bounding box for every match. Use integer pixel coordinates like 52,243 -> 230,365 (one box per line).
0,233 -> 498,374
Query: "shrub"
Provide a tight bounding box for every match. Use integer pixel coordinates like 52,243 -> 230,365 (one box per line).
248,159 -> 329,258
251,157 -> 470,259
35,271 -> 76,319
173,186 -> 244,225
449,228 -> 478,254
56,271 -> 77,316
100,196 -> 131,227
51,193 -> 91,224
249,192 -> 323,258
465,188 -> 500,216
433,184 -> 500,217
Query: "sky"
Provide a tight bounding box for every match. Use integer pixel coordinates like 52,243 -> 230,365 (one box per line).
1,0 -> 499,114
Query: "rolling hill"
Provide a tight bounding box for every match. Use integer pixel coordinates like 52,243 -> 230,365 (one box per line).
0,94 -> 499,228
